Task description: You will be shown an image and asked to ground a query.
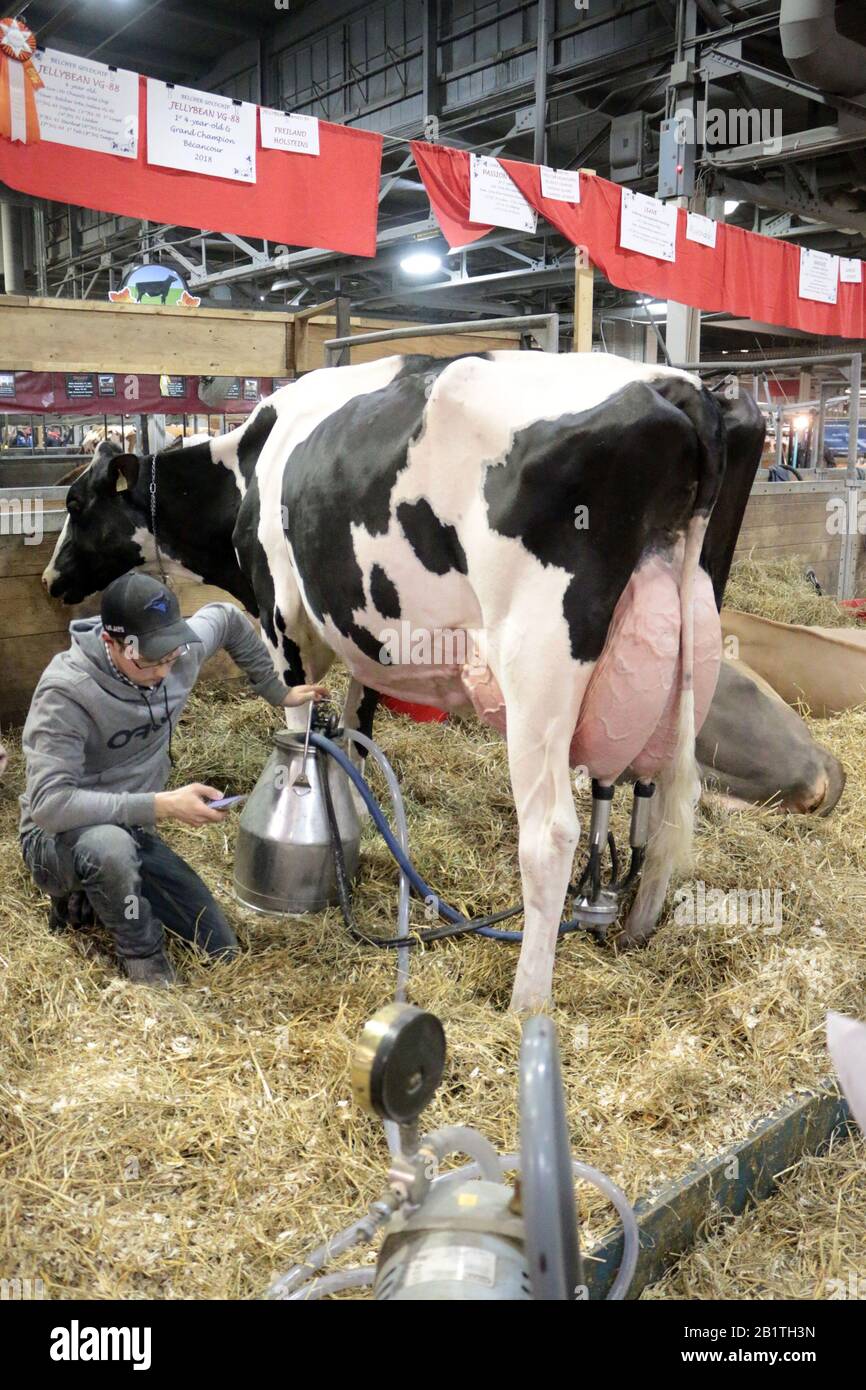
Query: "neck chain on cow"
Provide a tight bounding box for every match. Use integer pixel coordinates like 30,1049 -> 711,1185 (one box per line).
149,457 -> 169,586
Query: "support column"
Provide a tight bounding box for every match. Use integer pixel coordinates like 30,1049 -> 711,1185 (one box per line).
533,0 -> 552,166
422,0 -> 440,124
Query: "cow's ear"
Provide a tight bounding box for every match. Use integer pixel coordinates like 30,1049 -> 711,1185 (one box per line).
109,452 -> 140,494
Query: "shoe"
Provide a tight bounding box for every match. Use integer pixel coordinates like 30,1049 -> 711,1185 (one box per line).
48,896 -> 70,934
122,952 -> 177,987
48,892 -> 98,934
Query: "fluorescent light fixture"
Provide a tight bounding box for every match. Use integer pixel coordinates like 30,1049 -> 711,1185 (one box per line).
724,199 -> 740,216
400,251 -> 443,276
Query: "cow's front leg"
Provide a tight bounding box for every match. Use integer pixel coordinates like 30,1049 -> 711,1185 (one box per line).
496,644 -> 587,1012
261,611 -> 333,732
340,679 -> 380,819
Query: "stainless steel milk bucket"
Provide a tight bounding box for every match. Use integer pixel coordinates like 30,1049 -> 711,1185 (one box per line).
233,729 -> 361,915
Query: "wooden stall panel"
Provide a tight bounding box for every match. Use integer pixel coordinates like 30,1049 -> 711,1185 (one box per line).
0,538 -> 249,726
0,295 -> 294,377
734,487 -> 848,596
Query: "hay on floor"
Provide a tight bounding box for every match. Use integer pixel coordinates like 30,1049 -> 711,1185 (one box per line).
2,617 -> 866,1298
724,555 -> 855,628
643,1134 -> 866,1300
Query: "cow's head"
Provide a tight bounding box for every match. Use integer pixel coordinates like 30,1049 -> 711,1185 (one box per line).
43,442 -> 148,604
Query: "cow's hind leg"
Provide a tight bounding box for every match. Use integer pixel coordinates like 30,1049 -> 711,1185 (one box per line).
496,657 -> 585,1013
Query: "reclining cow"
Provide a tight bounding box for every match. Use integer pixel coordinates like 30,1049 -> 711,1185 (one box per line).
42,352 -> 764,1009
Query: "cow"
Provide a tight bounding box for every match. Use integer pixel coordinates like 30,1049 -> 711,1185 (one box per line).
696,657 -> 845,815
133,273 -> 176,304
42,351 -> 764,1010
721,609 -> 866,717
81,425 -> 137,455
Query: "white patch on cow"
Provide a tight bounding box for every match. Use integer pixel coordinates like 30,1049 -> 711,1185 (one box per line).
208,422 -> 245,494
42,511 -> 71,590
252,358 -> 407,685
129,526 -> 203,585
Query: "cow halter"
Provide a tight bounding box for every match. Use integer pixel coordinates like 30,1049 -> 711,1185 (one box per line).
149,457 -> 170,586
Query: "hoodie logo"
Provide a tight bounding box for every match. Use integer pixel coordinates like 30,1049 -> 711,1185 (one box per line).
145,593 -> 170,614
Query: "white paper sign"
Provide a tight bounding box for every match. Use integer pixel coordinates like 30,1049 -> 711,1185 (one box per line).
799,247 -> 838,305
34,49 -> 138,157
469,154 -> 537,233
620,188 -> 678,262
840,257 -> 863,285
260,108 -> 320,156
686,212 -> 717,249
147,80 -> 256,182
539,165 -> 580,203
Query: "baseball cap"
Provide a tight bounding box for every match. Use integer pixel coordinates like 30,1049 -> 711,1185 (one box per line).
101,573 -> 201,662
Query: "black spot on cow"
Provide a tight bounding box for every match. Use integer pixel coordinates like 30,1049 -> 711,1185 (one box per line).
237,405 -> 277,485
484,379 -> 711,663
355,684 -> 380,741
700,385 -> 764,607
233,471 -> 279,643
347,621 -> 386,664
281,364 -> 435,651
369,563 -> 401,619
396,498 -> 468,577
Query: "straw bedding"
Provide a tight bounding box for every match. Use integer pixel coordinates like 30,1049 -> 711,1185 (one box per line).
1,558 -> 865,1300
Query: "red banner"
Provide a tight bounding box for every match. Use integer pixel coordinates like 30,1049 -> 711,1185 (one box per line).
411,141 -> 866,341
0,77 -> 382,257
0,371 -> 273,415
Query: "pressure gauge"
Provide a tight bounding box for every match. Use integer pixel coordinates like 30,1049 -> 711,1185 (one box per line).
352,1003 -> 446,1125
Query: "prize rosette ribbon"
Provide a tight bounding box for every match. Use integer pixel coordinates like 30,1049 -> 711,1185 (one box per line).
0,18 -> 42,143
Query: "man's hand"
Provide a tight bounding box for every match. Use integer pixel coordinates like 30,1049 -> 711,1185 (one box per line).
154,783 -> 228,826
283,683 -> 330,709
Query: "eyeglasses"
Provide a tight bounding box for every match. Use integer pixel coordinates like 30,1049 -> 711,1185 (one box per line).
117,641 -> 189,671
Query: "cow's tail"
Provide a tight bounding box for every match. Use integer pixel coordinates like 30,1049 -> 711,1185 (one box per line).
624,381 -> 724,943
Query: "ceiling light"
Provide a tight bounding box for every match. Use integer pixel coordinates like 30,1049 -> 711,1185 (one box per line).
793,413 -> 811,431
724,200 -> 740,216
400,251 -> 443,276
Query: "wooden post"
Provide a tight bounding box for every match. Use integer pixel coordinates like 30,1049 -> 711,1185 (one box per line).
572,168 -> 595,354
573,250 -> 594,354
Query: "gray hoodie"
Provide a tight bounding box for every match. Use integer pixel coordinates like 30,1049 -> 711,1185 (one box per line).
20,603 -> 290,838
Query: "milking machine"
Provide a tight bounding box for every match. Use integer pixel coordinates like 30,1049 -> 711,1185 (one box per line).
234,704 -> 642,1300
262,1005 -> 639,1301
232,700 -> 657,950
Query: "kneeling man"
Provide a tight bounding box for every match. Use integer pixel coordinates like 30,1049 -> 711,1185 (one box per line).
20,572 -> 325,985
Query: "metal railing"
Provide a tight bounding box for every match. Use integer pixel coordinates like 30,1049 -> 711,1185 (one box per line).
675,351 -> 864,600
323,313 -> 560,366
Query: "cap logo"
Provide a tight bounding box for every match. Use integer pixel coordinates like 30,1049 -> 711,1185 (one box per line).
145,593 -> 170,614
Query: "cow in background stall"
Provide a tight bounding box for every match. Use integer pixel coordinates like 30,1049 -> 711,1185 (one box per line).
42,352 -> 764,1009
81,425 -> 137,455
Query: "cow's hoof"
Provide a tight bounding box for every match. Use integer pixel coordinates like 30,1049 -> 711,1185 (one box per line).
612,925 -> 656,952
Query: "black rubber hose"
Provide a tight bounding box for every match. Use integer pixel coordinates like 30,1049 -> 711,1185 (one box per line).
319,750 -> 524,949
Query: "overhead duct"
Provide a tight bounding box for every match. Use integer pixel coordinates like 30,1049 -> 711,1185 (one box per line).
780,0 -> 866,97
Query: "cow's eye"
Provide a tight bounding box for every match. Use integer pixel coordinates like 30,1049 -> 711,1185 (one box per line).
67,496 -> 82,516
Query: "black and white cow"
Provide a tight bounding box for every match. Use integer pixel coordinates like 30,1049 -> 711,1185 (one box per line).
43,351 -> 764,1009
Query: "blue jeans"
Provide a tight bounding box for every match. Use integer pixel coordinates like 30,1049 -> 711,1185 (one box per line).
21,824 -> 238,963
